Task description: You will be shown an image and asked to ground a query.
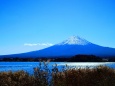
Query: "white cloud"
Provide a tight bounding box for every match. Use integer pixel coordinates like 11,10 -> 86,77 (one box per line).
24,43 -> 38,46
24,43 -> 53,46
38,43 -> 53,46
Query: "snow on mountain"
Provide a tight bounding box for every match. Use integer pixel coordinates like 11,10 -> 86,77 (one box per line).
58,36 -> 91,45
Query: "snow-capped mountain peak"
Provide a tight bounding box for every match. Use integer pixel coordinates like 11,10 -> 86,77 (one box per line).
58,36 -> 91,45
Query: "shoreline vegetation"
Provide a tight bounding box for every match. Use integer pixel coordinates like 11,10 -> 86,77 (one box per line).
0,62 -> 115,86
0,55 -> 115,62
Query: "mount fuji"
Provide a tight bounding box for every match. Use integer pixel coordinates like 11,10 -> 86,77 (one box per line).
1,36 -> 115,58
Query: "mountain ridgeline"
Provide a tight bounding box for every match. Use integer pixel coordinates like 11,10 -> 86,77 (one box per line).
1,36 -> 115,60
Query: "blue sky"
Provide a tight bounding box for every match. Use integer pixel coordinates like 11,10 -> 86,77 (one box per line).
0,0 -> 115,55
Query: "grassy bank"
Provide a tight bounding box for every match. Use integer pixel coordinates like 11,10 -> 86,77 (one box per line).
0,64 -> 115,86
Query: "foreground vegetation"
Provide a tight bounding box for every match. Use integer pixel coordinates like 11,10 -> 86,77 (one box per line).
0,63 -> 115,86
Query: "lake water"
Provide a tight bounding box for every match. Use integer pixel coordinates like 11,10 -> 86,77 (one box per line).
0,62 -> 115,74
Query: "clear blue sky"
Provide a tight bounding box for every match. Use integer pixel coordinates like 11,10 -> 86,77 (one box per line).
0,0 -> 115,55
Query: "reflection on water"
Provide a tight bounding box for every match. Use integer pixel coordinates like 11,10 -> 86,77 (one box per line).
0,62 -> 115,74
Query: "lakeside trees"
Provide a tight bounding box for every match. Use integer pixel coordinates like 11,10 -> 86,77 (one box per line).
0,54 -> 114,62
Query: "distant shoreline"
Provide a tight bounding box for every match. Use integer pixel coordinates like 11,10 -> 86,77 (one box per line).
0,55 -> 115,62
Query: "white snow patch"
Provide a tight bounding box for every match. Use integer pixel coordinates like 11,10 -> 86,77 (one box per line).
57,36 -> 91,45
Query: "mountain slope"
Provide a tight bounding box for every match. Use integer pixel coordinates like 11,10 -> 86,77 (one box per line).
1,36 -> 115,58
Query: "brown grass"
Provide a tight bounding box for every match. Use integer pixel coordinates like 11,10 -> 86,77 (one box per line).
0,63 -> 115,86
52,66 -> 115,86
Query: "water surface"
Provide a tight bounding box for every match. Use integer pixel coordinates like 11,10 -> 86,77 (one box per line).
0,62 -> 115,74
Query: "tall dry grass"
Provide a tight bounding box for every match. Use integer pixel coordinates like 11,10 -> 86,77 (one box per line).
0,62 -> 115,86
52,66 -> 115,86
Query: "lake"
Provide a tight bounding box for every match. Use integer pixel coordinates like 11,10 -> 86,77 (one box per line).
0,62 -> 115,74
